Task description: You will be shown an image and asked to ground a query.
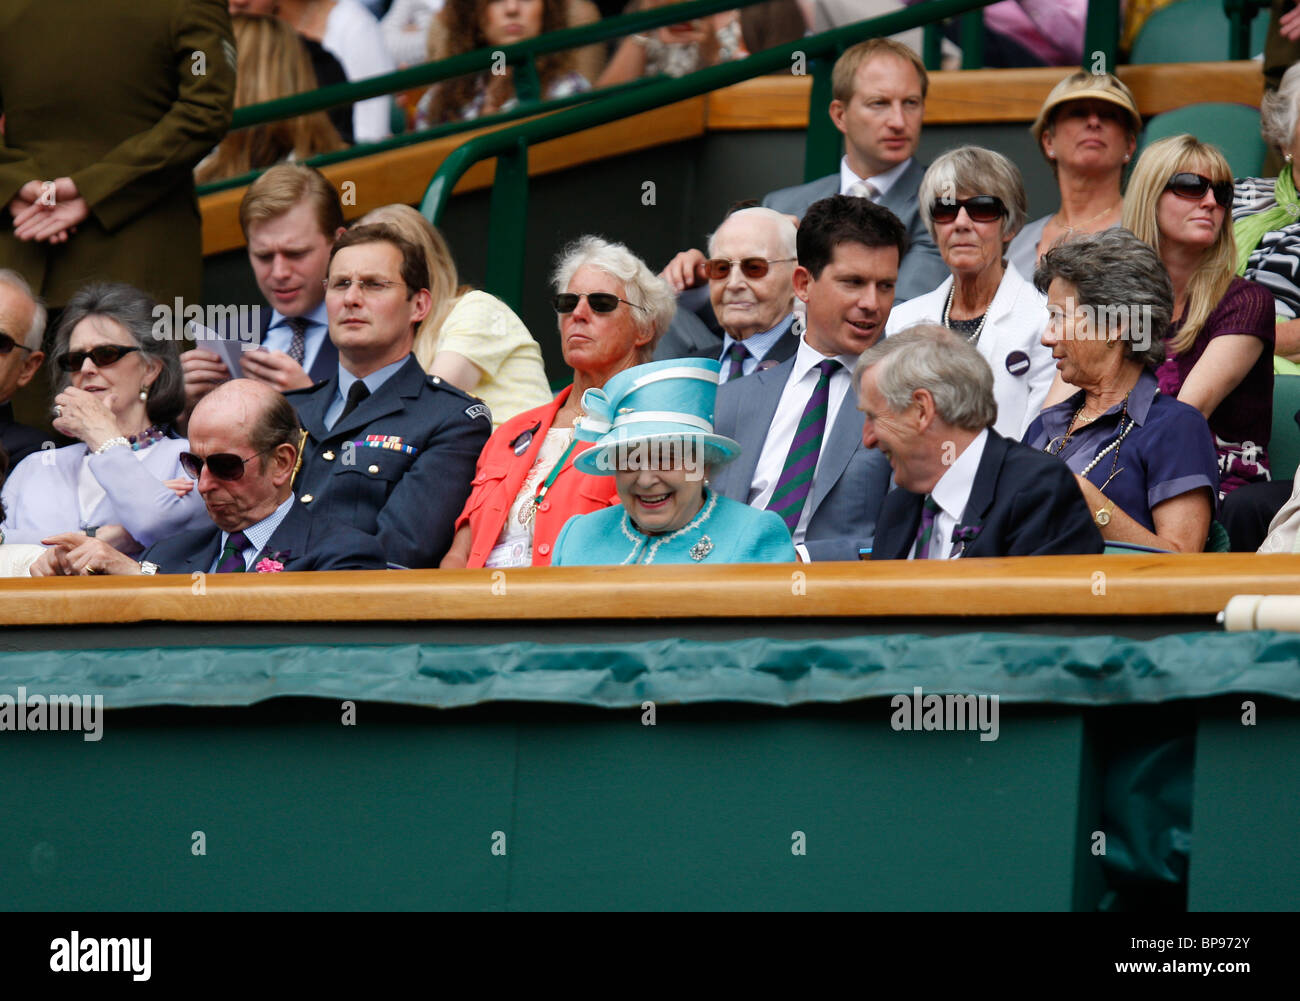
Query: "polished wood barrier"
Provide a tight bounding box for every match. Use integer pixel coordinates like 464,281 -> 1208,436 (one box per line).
201,63 -> 1264,256
705,62 -> 1264,129
5,554 -> 1300,625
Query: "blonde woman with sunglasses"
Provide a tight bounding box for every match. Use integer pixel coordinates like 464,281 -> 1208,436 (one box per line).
1123,134 -> 1276,496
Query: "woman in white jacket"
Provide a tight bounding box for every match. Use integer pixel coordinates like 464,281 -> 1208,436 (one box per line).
886,146 -> 1056,438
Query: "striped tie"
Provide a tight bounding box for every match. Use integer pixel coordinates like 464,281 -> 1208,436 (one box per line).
768,358 -> 839,532
215,531 -> 249,573
725,341 -> 749,383
912,496 -> 942,560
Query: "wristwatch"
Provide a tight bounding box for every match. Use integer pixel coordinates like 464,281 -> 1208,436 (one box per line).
1094,500 -> 1116,527
139,561 -> 159,575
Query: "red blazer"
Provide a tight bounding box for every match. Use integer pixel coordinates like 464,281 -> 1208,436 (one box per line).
457,387 -> 619,568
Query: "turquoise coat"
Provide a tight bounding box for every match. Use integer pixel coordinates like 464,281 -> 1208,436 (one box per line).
552,490 -> 796,566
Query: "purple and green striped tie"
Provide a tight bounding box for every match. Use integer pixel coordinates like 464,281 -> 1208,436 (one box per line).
725,341 -> 749,383
215,531 -> 249,573
768,358 -> 839,532
912,496 -> 942,559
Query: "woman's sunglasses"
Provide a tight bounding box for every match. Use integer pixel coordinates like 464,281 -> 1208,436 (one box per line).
553,292 -> 645,314
179,448 -> 271,482
1165,173 -> 1232,208
57,344 -> 140,372
704,257 -> 796,280
930,196 -> 1007,224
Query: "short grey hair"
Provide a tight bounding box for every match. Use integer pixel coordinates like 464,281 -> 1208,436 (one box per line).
1032,227 -> 1171,369
49,282 -> 186,426
0,268 -> 47,350
918,145 -> 1028,243
1262,63 -> 1300,153
550,235 -> 676,356
854,323 -> 997,432
706,206 -> 798,259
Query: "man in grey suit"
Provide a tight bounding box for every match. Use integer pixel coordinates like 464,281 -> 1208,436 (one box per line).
657,37 -> 946,361
711,195 -> 899,562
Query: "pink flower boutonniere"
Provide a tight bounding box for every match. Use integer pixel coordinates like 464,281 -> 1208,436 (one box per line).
255,557 -> 285,573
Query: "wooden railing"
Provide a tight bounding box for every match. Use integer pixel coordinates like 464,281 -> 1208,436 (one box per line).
5,554 -> 1300,625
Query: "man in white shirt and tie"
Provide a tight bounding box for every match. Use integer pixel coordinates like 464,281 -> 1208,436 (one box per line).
710,195 -> 900,562
181,165 -> 347,408
858,325 -> 1103,559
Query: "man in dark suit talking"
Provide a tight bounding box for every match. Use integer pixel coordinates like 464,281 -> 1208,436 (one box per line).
858,324 -> 1103,560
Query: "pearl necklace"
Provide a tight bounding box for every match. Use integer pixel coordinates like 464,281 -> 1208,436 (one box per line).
1044,390 -> 1147,489
942,283 -> 988,345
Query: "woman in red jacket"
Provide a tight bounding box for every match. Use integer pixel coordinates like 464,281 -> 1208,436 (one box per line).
440,235 -> 676,568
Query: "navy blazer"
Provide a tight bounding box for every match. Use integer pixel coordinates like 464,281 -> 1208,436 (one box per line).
761,159 -> 949,303
287,354 -> 491,569
711,353 -> 892,561
139,496 -> 387,573
870,431 -> 1104,559
1,403 -> 47,468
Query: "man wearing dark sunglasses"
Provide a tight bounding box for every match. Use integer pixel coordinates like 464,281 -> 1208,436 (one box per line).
285,223 -> 490,568
0,271 -> 48,467
32,379 -> 386,576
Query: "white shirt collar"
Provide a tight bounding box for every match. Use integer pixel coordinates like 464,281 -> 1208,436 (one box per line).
840,156 -> 912,200
929,427 -> 990,526
793,330 -> 860,380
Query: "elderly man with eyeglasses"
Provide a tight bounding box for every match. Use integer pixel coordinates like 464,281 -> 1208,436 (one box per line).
31,379 -> 386,575
656,207 -> 801,383
0,270 -> 48,467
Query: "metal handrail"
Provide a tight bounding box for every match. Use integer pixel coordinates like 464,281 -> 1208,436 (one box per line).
228,0 -> 770,130
418,0 -> 1100,310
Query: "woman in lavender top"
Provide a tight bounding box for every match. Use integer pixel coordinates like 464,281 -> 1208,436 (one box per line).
1024,230 -> 1219,553
0,283 -> 208,554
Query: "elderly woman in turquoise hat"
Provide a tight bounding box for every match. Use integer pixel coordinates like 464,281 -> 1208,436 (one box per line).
551,358 -> 795,565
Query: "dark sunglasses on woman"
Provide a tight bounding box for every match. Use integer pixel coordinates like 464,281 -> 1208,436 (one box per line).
57,344 -> 140,372
1164,172 -> 1232,209
552,292 -> 645,314
929,195 -> 1007,224
704,257 -> 796,280
179,448 -> 271,481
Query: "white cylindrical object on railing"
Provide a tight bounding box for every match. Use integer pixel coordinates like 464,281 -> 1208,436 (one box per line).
1221,595 -> 1300,632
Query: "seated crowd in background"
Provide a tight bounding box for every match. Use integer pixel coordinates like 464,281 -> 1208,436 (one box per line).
12,17 -> 1300,573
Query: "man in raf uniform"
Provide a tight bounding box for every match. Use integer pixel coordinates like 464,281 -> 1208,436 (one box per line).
288,223 -> 490,568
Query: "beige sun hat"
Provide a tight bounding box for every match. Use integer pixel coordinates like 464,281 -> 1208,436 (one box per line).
1030,71 -> 1142,145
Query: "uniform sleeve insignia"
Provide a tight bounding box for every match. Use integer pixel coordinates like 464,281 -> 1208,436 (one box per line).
465,403 -> 491,422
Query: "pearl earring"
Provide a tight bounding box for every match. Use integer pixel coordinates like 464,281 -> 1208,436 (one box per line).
1287,153 -> 1294,164
139,386 -> 149,401
1124,154 -> 1131,162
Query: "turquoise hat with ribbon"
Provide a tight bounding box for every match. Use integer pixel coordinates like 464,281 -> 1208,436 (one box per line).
572,358 -> 742,475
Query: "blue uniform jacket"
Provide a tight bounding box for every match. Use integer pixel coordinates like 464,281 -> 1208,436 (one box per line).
552,489 -> 796,566
287,354 -> 492,568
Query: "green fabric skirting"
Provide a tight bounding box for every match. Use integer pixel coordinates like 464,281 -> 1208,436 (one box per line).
1,631 -> 1298,709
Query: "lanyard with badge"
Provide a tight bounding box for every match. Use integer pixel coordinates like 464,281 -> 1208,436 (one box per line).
518,436 -> 579,527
